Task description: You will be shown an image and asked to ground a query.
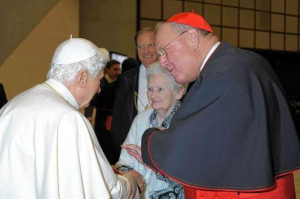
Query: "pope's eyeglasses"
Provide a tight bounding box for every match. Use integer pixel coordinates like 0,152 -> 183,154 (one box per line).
157,31 -> 187,58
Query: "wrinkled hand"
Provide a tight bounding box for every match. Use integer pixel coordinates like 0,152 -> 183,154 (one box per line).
122,170 -> 144,192
111,165 -> 120,174
156,126 -> 166,130
121,144 -> 143,164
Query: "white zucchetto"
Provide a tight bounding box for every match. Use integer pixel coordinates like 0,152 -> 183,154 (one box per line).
98,47 -> 110,63
51,38 -> 100,65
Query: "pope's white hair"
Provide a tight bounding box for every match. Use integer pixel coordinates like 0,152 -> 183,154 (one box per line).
47,47 -> 110,84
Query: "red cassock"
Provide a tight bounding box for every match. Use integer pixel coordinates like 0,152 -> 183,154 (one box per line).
184,174 -> 295,199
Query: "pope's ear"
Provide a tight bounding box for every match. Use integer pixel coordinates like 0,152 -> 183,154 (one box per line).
77,70 -> 88,87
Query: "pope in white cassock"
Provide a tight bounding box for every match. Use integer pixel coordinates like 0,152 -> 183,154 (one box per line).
0,38 -> 143,199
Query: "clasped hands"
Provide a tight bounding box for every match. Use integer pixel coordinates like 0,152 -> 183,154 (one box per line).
116,127 -> 166,193
112,163 -> 144,193
112,144 -> 144,192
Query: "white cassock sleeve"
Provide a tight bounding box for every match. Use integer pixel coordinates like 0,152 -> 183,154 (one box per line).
57,111 -> 139,199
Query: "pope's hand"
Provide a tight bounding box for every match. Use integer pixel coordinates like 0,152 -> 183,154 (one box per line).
120,169 -> 144,193
111,165 -> 120,174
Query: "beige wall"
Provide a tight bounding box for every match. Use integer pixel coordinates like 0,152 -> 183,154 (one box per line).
0,0 -> 58,65
0,0 -> 137,111
80,0 -> 137,59
296,172 -> 300,198
0,0 -> 79,100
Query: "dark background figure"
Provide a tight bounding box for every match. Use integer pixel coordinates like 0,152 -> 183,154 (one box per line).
121,57 -> 140,73
111,27 -> 158,164
0,83 -> 8,109
249,49 -> 300,131
85,60 -> 121,164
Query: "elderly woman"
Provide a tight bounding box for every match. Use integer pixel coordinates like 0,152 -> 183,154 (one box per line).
115,62 -> 185,199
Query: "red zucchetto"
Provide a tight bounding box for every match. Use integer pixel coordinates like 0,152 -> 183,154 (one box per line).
167,11 -> 213,33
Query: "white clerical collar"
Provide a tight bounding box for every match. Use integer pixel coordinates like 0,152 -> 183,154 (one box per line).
43,79 -> 79,109
137,64 -> 150,112
139,64 -> 146,75
199,42 -> 221,72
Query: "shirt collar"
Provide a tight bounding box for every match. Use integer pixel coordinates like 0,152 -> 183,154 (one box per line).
200,42 -> 221,72
104,73 -> 115,83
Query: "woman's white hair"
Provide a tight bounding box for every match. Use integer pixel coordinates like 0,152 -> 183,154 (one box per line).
146,62 -> 183,93
47,46 -> 109,84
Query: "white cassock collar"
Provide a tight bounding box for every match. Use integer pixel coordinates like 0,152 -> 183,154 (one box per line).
43,79 -> 80,109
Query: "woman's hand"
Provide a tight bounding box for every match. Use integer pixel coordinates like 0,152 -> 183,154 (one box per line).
121,144 -> 143,164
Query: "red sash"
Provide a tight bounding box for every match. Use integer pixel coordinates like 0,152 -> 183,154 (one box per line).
105,115 -> 112,131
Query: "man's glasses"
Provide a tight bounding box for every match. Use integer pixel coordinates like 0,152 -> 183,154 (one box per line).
157,31 -> 187,58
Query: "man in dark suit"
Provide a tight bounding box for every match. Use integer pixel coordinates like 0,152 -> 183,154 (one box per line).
110,27 -> 158,164
0,83 -> 8,109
